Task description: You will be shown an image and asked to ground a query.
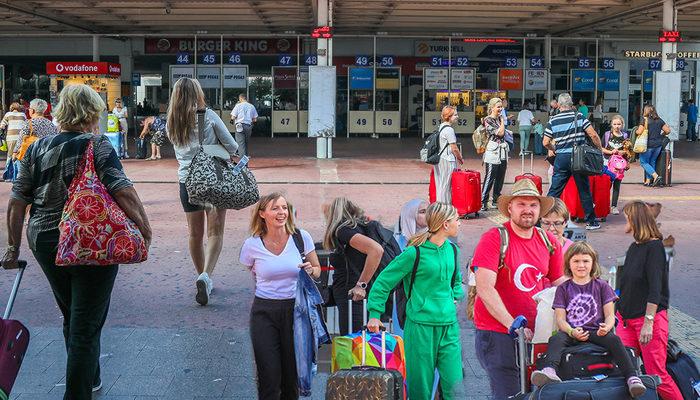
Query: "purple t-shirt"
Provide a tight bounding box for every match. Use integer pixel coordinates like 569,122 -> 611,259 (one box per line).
553,278 -> 618,331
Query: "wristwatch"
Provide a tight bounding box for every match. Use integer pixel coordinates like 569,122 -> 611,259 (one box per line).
356,281 -> 368,290
645,314 -> 655,322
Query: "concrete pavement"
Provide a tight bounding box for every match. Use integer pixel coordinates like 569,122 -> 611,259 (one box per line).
1,137 -> 699,399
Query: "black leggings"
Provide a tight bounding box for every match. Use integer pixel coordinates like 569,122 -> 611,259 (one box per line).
482,161 -> 508,205
612,179 -> 621,207
250,297 -> 298,400
544,331 -> 637,379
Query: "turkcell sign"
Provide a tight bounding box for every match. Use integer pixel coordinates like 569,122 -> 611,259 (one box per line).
349,68 -> 374,90
414,40 -> 467,57
571,69 -> 595,91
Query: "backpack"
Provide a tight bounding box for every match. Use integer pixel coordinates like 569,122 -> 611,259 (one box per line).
472,124 -> 488,154
420,124 -> 450,165
361,220 -> 402,270
107,114 -> 120,133
466,225 -> 555,320
603,130 -> 629,149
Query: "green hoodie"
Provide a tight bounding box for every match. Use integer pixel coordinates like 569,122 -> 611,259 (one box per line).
367,240 -> 464,326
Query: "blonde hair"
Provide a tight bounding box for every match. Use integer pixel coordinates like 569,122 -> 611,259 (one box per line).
487,97 -> 503,116
408,202 -> 458,247
441,106 -> 456,122
542,198 -> 570,223
167,77 -> 206,147
563,241 -> 601,278
323,197 -> 368,250
623,200 -> 662,243
249,192 -> 296,237
9,102 -> 22,112
610,114 -> 625,130
53,84 -> 106,130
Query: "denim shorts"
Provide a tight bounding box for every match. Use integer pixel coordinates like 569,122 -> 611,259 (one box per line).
179,182 -> 205,213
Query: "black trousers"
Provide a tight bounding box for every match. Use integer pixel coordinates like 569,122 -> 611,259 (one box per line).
611,179 -> 621,207
250,297 -> 298,400
32,232 -> 118,400
482,160 -> 508,205
543,331 -> 637,379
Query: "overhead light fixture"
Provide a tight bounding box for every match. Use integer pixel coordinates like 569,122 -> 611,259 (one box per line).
526,33 -> 537,38
376,31 -> 388,35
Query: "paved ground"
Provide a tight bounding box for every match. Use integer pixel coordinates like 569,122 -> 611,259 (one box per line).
1,137 -> 699,399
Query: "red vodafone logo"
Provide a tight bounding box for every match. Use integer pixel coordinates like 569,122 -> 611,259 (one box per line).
47,62 -> 122,76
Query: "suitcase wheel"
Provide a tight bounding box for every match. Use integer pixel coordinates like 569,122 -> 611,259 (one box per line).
601,218 -> 606,222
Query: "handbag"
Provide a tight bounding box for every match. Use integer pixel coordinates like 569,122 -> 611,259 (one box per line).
571,114 -> 604,176
633,117 -> 648,153
56,138 -> 148,266
184,110 -> 260,210
16,120 -> 37,161
483,140 -> 502,165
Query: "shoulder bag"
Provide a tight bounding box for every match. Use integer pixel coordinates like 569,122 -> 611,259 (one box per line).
56,137 -> 148,266
633,117 -> 648,153
16,120 -> 38,160
571,114 -> 604,176
184,110 -> 260,210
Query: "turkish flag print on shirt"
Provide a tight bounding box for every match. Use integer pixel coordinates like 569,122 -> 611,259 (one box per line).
471,221 -> 564,334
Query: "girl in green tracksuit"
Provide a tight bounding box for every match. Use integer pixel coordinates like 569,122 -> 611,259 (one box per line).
367,202 -> 464,400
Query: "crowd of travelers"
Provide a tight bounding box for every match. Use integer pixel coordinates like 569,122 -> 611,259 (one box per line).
0,79 -> 688,400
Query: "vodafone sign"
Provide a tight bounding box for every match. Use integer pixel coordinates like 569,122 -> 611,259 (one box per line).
47,62 -> 122,77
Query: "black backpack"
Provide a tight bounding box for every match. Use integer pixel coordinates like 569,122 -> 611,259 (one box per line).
420,125 -> 450,165
361,220 -> 402,270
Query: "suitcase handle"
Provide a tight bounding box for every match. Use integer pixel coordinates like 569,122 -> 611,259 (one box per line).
521,151 -> 534,175
2,260 -> 27,320
361,325 -> 387,369
347,297 -> 368,336
509,315 -> 529,395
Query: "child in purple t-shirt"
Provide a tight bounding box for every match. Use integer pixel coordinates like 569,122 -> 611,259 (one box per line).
531,241 -> 647,398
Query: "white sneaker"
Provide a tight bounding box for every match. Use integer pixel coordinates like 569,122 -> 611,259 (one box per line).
206,276 -> 213,295
196,272 -> 209,306
611,206 -> 620,215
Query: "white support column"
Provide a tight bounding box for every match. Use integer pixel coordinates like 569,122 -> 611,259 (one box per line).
661,0 -> 675,72
545,35 -> 552,105
315,0 -> 332,159
92,35 -> 99,62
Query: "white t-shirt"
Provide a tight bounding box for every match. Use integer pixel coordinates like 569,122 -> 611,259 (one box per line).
230,102 -> 258,125
239,229 -> 315,300
517,109 -> 534,126
438,123 -> 457,161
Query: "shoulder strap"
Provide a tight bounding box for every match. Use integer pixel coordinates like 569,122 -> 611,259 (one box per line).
604,131 -> 610,147
497,226 -> 509,270
535,227 -> 555,255
406,246 -> 421,301
436,124 -> 451,156
196,109 -> 206,145
292,229 -> 305,257
450,242 -> 459,287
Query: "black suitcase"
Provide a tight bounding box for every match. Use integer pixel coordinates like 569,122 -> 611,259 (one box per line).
135,137 -> 148,159
655,149 -> 672,186
666,340 -> 700,400
526,375 -> 660,400
326,327 -> 403,400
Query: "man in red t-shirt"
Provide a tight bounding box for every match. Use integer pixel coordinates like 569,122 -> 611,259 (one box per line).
471,179 -> 566,399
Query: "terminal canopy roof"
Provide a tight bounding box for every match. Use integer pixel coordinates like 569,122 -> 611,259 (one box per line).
0,0 -> 699,39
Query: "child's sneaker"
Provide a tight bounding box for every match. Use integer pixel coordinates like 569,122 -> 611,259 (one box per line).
627,376 -> 647,398
611,206 -> 620,215
531,367 -> 561,387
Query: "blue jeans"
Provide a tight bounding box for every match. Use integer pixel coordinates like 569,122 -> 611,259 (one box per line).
534,134 -> 545,155
475,329 -> 520,400
547,153 -> 596,223
639,146 -> 662,181
519,125 -> 531,153
688,120 -> 697,141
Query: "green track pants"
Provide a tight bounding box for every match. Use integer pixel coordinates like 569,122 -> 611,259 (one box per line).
404,320 -> 463,400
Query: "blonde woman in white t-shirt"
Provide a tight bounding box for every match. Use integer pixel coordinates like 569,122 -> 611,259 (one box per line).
434,106 -> 464,204
239,192 -> 321,400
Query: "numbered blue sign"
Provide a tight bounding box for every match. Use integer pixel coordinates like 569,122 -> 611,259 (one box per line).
430,56 -> 445,67
379,55 -> 395,67
602,58 -> 615,70
455,57 -> 469,67
201,53 -> 216,65
529,57 -> 544,69
227,53 -> 242,65
577,58 -> 592,69
676,59 -> 686,70
504,57 -> 518,68
278,55 -> 293,66
176,52 -> 190,65
648,58 -> 662,70
304,54 -> 317,66
131,73 -> 141,87
355,55 -> 369,66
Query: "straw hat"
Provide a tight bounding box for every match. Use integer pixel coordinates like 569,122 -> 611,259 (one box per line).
497,179 -> 555,218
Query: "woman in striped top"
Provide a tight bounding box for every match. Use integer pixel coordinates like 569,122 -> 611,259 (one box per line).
1,102 -> 27,176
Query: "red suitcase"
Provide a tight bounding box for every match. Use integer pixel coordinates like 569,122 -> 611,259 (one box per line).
451,169 -> 481,218
515,152 -> 543,194
429,169 -> 436,203
560,176 -> 610,222
0,261 -> 29,400
561,177 -> 585,221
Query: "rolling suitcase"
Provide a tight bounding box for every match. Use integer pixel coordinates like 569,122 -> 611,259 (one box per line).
0,260 -> 30,400
451,169 -> 481,218
666,340 -> 700,400
429,169 -> 437,203
135,137 -> 148,159
515,152 -> 543,195
561,177 -> 585,221
589,174 -> 611,221
655,149 -> 672,187
326,326 -> 404,400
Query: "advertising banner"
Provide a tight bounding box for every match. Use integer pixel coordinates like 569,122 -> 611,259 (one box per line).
450,69 -> 474,90
498,68 -> 523,91
375,68 -> 400,90
274,67 -> 298,90
643,70 -> 654,92
196,66 -> 221,88
223,66 -> 247,89
597,70 -> 620,92
571,69 -> 595,92
170,66 -> 194,84
145,38 -> 296,54
349,67 -> 374,90
425,68 -> 449,90
525,69 -> 547,91
47,62 -> 121,77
